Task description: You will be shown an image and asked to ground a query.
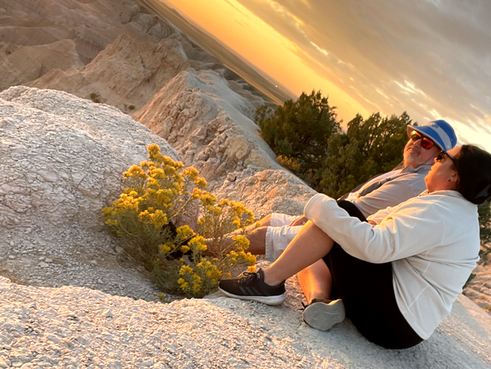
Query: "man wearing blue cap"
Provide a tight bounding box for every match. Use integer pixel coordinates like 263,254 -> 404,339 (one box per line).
216,119 -> 458,334
238,119 -> 458,261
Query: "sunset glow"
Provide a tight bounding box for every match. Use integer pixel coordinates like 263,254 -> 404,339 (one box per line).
161,0 -> 370,121
160,0 -> 491,149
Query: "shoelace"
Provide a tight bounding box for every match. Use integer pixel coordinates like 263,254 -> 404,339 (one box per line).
238,272 -> 258,284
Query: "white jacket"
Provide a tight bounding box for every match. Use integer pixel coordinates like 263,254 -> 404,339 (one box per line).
304,190 -> 480,339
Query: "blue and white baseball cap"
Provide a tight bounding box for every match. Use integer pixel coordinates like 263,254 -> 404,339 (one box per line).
407,120 -> 457,151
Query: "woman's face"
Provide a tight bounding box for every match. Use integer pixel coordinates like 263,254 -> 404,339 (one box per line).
425,146 -> 462,193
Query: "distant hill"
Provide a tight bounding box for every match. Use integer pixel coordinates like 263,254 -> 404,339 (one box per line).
136,0 -> 297,105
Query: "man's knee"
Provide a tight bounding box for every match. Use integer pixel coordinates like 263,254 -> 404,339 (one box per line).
256,214 -> 272,227
246,226 -> 268,254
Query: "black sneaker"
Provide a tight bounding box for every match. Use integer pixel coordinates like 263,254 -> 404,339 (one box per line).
218,268 -> 285,305
302,298 -> 345,331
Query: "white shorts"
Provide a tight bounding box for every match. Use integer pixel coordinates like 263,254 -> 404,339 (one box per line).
264,213 -> 303,262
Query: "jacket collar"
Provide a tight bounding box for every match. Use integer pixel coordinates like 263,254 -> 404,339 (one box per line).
420,189 -> 466,200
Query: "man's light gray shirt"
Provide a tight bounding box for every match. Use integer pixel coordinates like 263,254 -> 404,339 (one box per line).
348,164 -> 432,217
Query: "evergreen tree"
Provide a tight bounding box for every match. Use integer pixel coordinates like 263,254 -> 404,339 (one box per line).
256,90 -> 340,183
320,112 -> 412,198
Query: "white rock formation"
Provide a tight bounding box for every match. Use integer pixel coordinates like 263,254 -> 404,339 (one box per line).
0,0 -> 162,86
0,0 -> 165,53
0,39 -> 84,91
29,34 -> 191,113
0,272 -> 490,368
0,0 -> 229,112
134,68 -> 316,217
0,86 -> 178,299
2,0 -> 313,217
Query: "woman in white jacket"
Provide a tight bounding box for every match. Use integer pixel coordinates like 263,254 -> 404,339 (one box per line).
219,144 -> 491,349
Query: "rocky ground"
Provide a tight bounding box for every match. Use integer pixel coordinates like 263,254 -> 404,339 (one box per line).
463,262 -> 491,313
0,0 -> 490,367
1,268 -> 490,368
0,86 -> 174,301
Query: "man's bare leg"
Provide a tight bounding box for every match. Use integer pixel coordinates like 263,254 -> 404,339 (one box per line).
252,214 -> 272,228
204,222 -> 269,256
245,227 -> 267,254
239,214 -> 271,254
297,260 -> 333,304
206,213 -> 300,256
243,213 -> 303,255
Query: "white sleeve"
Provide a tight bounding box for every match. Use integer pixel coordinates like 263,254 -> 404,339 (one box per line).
367,206 -> 395,224
304,194 -> 442,263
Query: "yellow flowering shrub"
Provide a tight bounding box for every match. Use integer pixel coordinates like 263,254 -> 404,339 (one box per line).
103,143 -> 256,298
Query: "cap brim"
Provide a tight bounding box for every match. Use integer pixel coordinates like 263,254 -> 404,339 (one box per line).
407,125 -> 444,150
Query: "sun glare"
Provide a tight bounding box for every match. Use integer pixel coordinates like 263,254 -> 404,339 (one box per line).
161,0 -> 370,121
160,0 -> 491,147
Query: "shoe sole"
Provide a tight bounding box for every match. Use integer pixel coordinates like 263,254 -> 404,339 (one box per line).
218,287 -> 285,305
302,299 -> 346,331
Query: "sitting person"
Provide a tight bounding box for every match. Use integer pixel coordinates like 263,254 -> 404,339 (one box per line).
219,144 -> 491,349
244,120 -> 457,261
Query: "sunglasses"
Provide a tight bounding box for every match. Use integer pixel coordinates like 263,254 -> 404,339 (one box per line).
410,131 -> 436,150
436,150 -> 456,165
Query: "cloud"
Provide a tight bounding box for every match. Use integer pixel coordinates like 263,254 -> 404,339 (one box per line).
232,0 -> 491,146
165,0 -> 491,146
309,41 -> 328,56
224,0 -> 251,19
263,0 -> 305,26
394,81 -> 426,96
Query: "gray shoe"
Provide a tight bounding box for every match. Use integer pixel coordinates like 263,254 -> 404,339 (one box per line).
302,299 -> 346,331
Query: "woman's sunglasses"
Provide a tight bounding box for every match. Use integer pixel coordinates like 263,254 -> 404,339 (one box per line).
436,150 -> 456,165
410,131 -> 436,150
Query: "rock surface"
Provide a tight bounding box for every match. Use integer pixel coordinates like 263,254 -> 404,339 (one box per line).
0,84 -> 489,369
1,0 -> 491,366
134,68 -> 316,217
0,271 -> 490,368
28,33 -> 191,114
0,86 -> 178,300
0,39 -> 84,91
1,0 -> 313,217
464,263 -> 491,313
0,0 -> 158,87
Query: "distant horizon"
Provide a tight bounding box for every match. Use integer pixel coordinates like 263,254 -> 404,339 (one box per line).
156,0 -> 491,149
138,0 -> 298,104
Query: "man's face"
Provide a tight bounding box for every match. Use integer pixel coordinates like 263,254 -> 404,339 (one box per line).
403,131 -> 440,168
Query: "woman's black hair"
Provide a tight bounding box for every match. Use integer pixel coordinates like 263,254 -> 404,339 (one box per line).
453,144 -> 491,204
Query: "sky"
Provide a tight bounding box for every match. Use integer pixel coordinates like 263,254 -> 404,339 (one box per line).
160,0 -> 491,149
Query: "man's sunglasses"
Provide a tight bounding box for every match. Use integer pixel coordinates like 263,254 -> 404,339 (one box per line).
436,150 -> 456,165
410,130 -> 436,150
